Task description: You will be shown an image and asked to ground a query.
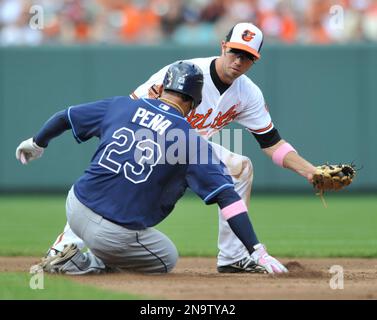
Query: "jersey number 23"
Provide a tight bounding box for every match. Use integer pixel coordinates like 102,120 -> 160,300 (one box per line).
98,127 -> 162,184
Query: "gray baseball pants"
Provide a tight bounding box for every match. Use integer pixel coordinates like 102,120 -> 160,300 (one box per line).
63,187 -> 178,274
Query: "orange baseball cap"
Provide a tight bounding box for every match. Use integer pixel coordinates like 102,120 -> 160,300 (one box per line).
225,22 -> 264,59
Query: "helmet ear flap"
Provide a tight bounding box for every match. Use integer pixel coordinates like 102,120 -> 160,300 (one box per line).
193,99 -> 202,110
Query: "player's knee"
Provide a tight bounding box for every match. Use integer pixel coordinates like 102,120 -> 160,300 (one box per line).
164,245 -> 179,273
151,238 -> 178,273
224,153 -> 253,182
233,156 -> 253,183
241,157 -> 253,182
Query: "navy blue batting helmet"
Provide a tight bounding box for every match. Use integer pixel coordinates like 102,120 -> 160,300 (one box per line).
163,61 -> 204,109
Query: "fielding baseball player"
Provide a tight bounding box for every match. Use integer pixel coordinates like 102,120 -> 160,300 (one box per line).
32,22 -> 318,273
16,62 -> 288,274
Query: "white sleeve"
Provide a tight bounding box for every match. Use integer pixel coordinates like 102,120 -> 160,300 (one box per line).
235,83 -> 274,135
131,64 -> 171,99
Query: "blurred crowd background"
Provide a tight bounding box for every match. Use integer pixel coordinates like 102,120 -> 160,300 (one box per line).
1,0 -> 377,46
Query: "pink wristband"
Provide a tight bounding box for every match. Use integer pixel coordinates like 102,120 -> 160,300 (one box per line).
272,143 -> 297,167
221,200 -> 247,220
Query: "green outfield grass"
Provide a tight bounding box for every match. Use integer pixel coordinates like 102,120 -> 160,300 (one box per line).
0,194 -> 376,257
0,273 -> 142,299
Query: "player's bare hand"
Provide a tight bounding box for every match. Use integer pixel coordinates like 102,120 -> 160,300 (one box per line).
16,138 -> 44,164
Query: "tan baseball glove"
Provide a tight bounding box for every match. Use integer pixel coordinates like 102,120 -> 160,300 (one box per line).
312,164 -> 356,192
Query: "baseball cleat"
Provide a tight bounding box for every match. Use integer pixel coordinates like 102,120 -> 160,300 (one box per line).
217,256 -> 267,273
30,248 -> 62,273
45,247 -> 61,257
40,243 -> 79,273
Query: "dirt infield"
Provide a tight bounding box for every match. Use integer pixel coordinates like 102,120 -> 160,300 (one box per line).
1,257 -> 376,299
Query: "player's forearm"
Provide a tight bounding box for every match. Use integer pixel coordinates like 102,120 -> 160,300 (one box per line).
226,213 -> 259,253
214,188 -> 259,253
263,139 -> 317,180
34,110 -> 71,147
281,151 -> 317,179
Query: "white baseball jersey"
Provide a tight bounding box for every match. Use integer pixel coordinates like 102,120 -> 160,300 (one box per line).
132,57 -> 274,139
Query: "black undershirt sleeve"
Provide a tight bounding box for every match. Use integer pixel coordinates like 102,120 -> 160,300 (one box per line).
212,188 -> 259,253
252,127 -> 281,149
33,110 -> 71,147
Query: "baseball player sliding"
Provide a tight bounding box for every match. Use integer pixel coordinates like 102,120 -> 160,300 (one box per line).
23,22 -> 318,273
16,62 -> 287,274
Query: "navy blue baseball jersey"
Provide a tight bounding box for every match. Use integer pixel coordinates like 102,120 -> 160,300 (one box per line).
68,96 -> 234,229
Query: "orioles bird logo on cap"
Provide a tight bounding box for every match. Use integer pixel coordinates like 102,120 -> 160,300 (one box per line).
242,30 -> 255,42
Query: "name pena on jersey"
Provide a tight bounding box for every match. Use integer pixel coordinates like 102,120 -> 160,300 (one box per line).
131,107 -> 172,135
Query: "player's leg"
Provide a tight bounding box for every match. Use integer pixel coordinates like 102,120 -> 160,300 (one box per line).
36,199 -> 93,272
37,187 -> 108,274
58,186 -> 178,274
48,221 -> 86,256
90,226 -> 178,273
209,142 -> 254,268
